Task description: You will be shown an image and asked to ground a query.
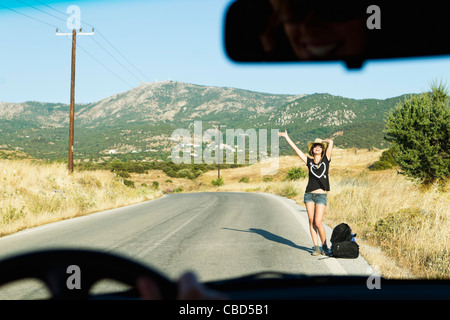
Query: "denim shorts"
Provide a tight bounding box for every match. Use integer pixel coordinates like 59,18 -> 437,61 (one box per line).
304,192 -> 327,206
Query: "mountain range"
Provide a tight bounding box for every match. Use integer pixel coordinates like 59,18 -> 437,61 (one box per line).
0,80 -> 408,161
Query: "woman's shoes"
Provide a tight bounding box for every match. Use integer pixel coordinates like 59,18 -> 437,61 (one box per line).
312,245 -> 321,256
321,244 -> 330,256
311,244 -> 330,256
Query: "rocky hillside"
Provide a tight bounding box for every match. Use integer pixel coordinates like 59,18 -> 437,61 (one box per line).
0,81 -> 407,160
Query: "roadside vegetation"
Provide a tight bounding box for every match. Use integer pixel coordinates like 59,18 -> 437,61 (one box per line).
0,147 -> 448,279
0,159 -> 162,237
0,85 -> 448,279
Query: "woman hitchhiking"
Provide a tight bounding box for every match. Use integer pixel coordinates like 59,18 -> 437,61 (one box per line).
278,130 -> 334,256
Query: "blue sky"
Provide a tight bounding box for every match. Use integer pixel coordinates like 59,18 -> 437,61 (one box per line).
1,0 -> 450,104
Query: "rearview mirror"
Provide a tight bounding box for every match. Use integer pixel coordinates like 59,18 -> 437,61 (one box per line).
224,0 -> 450,69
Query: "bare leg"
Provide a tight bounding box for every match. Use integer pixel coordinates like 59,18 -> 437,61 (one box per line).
305,202 -> 319,246
314,204 -> 327,246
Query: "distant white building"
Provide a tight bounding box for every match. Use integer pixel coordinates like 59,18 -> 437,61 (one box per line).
108,150 -> 117,154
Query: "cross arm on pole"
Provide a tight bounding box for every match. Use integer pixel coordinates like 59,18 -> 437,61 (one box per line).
56,28 -> 94,36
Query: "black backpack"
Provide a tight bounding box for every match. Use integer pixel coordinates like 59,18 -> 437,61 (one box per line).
330,223 -> 359,259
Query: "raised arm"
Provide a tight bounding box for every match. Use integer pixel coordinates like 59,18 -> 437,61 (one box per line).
323,139 -> 334,160
278,130 -> 307,164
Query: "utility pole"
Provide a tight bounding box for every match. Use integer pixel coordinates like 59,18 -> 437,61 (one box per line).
56,28 -> 94,173
218,124 -> 221,179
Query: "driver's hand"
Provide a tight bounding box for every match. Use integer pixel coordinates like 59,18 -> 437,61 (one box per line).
137,272 -> 228,300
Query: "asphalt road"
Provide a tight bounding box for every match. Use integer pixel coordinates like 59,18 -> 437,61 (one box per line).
0,192 -> 374,299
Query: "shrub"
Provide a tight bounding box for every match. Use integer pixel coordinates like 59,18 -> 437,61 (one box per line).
369,160 -> 393,171
379,147 -> 398,166
116,171 -> 131,178
278,183 -> 299,198
385,83 -> 450,184
110,159 -> 124,172
163,188 -> 173,194
176,168 -> 195,180
369,147 -> 398,171
211,177 -> 224,186
239,177 -> 250,183
285,167 -> 307,181
122,179 -> 135,188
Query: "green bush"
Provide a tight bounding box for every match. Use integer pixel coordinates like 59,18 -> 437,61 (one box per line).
369,147 -> 399,171
285,167 -> 307,181
177,168 -> 195,179
211,177 -> 224,186
122,179 -> 135,188
163,167 -> 176,178
385,83 -> 450,184
116,171 -> 131,178
369,160 -> 393,171
239,177 -> 250,183
379,147 -> 398,166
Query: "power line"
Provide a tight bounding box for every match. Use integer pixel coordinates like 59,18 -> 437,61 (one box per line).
33,0 -> 150,82
95,29 -> 151,82
33,0 -> 71,18
90,36 -> 142,83
76,42 -> 134,88
3,0 -> 149,87
15,0 -> 67,25
0,3 -> 60,29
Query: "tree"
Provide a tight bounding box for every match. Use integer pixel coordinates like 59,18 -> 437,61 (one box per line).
385,83 -> 450,185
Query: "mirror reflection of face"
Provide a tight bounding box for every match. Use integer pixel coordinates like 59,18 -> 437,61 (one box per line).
271,0 -> 367,60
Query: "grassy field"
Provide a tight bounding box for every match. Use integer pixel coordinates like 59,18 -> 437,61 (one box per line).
0,159 -> 163,236
1,148 -> 448,279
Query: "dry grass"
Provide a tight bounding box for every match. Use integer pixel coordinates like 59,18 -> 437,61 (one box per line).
1,147 -> 448,279
193,148 -> 449,279
327,170 -> 449,279
0,159 -> 162,236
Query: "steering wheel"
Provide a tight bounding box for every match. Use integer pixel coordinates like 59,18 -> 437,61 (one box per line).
0,249 -> 177,299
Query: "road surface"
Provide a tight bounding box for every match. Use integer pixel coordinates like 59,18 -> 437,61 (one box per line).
0,192 -> 373,298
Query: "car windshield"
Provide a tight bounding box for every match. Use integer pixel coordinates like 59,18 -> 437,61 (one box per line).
0,0 -> 448,299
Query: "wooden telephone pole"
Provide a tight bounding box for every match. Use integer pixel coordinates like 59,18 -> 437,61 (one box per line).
56,28 -> 94,173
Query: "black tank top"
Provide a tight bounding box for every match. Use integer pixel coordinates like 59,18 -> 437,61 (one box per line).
305,156 -> 331,193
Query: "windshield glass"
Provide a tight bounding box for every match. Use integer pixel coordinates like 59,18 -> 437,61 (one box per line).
0,0 -> 448,292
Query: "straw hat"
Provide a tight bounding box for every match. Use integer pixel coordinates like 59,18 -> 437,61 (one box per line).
307,138 -> 328,154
